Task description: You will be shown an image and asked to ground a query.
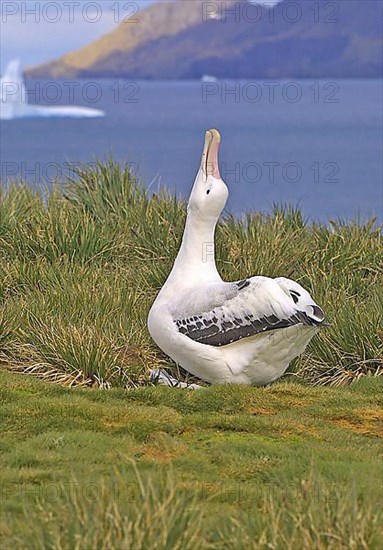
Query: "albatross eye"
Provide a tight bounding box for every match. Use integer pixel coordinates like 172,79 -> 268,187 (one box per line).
206,190 -> 211,195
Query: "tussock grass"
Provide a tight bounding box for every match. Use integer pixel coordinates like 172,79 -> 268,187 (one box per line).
0,160 -> 382,387
2,467 -> 381,550
2,468 -> 205,550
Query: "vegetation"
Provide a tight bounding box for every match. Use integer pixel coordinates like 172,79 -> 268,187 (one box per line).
1,369 -> 382,549
0,161 -> 382,549
0,160 -> 381,387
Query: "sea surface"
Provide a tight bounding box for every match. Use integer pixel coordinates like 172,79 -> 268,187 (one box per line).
1,79 -> 382,222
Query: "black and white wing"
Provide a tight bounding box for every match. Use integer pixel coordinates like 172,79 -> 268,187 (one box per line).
174,276 -> 326,347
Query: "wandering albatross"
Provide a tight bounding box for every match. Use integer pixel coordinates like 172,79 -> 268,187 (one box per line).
148,129 -> 326,387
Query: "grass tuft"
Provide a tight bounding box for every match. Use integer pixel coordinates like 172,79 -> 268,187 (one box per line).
0,160 -> 382,387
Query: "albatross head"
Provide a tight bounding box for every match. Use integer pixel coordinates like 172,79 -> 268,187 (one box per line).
188,129 -> 229,221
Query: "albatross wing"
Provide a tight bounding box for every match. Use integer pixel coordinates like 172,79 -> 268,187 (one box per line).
174,276 -> 325,347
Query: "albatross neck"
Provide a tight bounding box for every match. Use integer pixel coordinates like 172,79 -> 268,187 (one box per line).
171,210 -> 221,282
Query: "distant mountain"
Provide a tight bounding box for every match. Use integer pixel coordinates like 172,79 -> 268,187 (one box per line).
28,0 -> 383,79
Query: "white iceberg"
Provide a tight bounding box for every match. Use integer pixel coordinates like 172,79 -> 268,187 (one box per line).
201,75 -> 218,83
0,60 -> 105,120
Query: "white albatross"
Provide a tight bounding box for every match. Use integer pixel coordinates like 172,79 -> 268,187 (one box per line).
148,129 -> 326,387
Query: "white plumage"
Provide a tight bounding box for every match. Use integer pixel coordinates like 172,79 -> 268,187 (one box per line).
148,129 -> 326,386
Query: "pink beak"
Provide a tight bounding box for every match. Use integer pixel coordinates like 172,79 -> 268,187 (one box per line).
201,129 -> 221,180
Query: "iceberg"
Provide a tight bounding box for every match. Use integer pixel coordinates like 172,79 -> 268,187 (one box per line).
0,60 -> 104,120
201,75 -> 218,83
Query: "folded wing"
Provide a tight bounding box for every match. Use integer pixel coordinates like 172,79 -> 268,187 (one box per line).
174,276 -> 325,347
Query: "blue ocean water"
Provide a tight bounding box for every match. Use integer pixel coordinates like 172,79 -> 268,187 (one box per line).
1,79 -> 382,222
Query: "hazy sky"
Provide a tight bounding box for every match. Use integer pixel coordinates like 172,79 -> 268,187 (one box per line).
1,0 -> 282,72
1,0 -> 156,71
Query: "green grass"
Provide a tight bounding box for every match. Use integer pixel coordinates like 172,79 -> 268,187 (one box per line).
0,161 -> 382,548
0,160 -> 381,387
0,370 -> 382,549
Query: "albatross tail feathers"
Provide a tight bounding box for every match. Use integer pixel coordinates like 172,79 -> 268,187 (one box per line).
274,277 -> 327,326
